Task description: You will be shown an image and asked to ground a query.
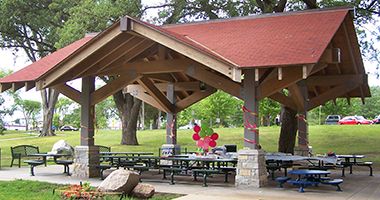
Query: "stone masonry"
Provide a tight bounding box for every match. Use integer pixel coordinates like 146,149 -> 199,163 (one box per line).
235,149 -> 268,188
72,146 -> 100,178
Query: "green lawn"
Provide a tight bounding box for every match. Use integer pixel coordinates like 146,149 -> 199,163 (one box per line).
0,180 -> 181,200
0,125 -> 379,167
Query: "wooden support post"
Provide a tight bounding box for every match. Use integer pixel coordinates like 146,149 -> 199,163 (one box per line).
72,76 -> 100,178
242,69 -> 259,149
166,83 -> 177,144
296,81 -> 309,156
80,76 -> 95,146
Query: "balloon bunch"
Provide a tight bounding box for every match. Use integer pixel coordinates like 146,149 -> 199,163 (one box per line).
192,124 -> 219,152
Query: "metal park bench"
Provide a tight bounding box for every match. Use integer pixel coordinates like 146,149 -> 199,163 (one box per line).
10,145 -> 40,168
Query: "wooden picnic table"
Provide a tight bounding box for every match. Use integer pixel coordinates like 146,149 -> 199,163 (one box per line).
337,154 -> 369,176
100,152 -> 154,156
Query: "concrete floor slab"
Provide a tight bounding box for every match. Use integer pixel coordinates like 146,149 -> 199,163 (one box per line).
0,165 -> 379,200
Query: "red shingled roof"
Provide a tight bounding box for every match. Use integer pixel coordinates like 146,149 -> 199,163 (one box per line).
162,9 -> 349,68
0,8 -> 350,85
0,36 -> 94,84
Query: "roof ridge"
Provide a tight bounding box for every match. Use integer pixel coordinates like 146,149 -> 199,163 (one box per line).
161,6 -> 352,28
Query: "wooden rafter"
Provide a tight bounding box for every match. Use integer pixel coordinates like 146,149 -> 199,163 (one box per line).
308,81 -> 361,110
88,39 -> 156,76
269,92 -> 297,111
288,84 -> 305,111
176,86 -> 216,112
125,86 -> 166,112
137,76 -> 174,113
342,21 -> 366,103
305,74 -> 365,86
185,64 -> 242,99
129,18 -> 242,82
0,83 -> 11,92
25,81 -> 35,91
11,82 -> 24,92
99,58 -> 189,76
52,84 -> 81,104
257,65 -> 303,99
91,73 -> 141,105
145,74 -> 176,82
125,81 -> 201,93
36,26 -> 124,89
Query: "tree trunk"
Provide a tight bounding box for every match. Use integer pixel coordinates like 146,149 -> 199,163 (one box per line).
114,90 -> 141,145
39,88 -> 59,137
278,106 -> 298,154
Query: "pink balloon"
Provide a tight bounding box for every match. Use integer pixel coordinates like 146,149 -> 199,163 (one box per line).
202,141 -> 210,150
211,133 -> 219,140
197,139 -> 204,147
192,133 -> 201,141
204,136 -> 211,144
193,125 -> 201,133
209,140 -> 217,147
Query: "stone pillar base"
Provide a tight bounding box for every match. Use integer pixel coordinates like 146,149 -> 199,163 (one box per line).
72,146 -> 100,178
235,149 -> 268,188
294,146 -> 310,156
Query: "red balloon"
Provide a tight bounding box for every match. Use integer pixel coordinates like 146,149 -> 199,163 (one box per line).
211,133 -> 219,140
193,125 -> 201,133
209,140 -> 217,147
204,136 -> 211,144
192,133 -> 201,141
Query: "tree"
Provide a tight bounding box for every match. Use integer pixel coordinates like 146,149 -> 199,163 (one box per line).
0,69 -> 15,134
53,97 -> 80,128
13,95 -> 41,131
0,0 -> 79,136
95,97 -> 118,129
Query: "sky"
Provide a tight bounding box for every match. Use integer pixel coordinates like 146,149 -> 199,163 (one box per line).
0,2 -> 379,117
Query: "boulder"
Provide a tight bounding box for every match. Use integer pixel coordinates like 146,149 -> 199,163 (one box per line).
49,140 -> 74,155
131,183 -> 155,199
97,169 -> 140,194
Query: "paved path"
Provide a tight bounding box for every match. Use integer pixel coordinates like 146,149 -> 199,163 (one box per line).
0,165 -> 379,200
0,135 -> 37,141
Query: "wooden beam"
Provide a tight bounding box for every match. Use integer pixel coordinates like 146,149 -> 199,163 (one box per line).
145,74 -> 175,82
126,86 -> 166,112
91,73 -> 141,105
130,19 -> 241,82
25,81 -> 35,91
52,84 -> 81,104
99,58 -> 189,76
0,83 -> 11,92
342,21 -> 366,103
288,84 -> 305,111
257,66 -> 303,99
88,39 -> 155,76
305,74 -> 364,86
185,64 -> 242,99
124,81 -> 201,93
36,25 -> 123,90
176,86 -> 216,112
137,76 -> 174,113
319,48 -> 341,64
269,92 -> 297,111
12,82 -> 24,92
308,81 -> 359,110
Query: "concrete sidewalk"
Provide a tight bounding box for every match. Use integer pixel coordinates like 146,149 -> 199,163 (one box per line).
0,165 -> 379,200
